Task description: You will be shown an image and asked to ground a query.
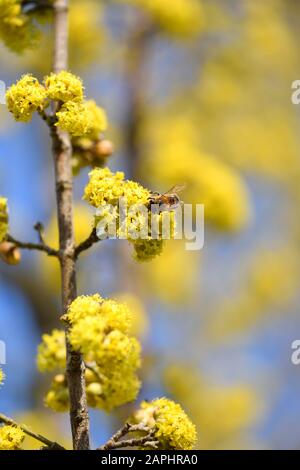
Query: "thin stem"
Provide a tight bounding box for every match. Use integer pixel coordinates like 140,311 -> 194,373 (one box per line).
74,228 -> 99,259
97,423 -> 158,450
84,362 -> 105,383
0,413 -> 65,450
52,0 -> 90,450
6,234 -> 58,258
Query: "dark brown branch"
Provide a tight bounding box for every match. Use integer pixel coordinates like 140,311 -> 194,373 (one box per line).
52,0 -> 90,450
0,413 -> 65,450
6,234 -> 58,258
74,228 -> 99,259
97,423 -> 158,450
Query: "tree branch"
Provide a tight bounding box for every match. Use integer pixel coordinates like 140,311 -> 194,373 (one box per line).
97,422 -> 158,450
0,413 -> 65,450
52,0 -> 90,450
74,228 -> 99,259
6,234 -> 58,258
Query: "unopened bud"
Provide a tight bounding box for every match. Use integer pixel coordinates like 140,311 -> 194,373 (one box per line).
0,242 -> 21,265
94,140 -> 114,158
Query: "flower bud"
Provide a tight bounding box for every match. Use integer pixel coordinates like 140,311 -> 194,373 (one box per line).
93,140 -> 114,158
0,241 -> 21,265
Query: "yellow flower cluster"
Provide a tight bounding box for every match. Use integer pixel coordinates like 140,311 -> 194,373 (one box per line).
0,425 -> 25,450
121,0 -> 204,37
44,71 -> 83,103
67,294 -> 141,412
37,329 -> 66,373
133,397 -> 197,450
37,294 -> 142,412
0,197 -> 8,242
6,75 -> 47,122
45,374 -> 69,413
6,71 -> 107,138
84,167 -> 150,208
84,167 -> 175,261
0,0 -> 40,53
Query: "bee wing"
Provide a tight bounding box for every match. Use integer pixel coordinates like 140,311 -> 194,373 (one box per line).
164,184 -> 186,195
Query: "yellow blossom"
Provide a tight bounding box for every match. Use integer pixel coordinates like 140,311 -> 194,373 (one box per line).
44,375 -> 70,413
86,369 -> 141,412
66,295 -> 132,333
97,330 -> 141,371
67,294 -> 141,411
0,425 -> 25,450
85,100 -> 108,139
84,167 -> 173,260
0,0 -> 40,53
134,398 -> 197,450
36,329 -> 66,373
44,71 -> 84,103
133,238 -> 164,262
6,74 -> 47,122
84,167 -> 150,208
55,101 -> 92,136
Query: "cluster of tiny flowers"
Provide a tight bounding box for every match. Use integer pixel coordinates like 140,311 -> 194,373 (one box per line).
0,425 -> 25,450
133,398 -> 197,450
0,0 -> 40,53
0,197 -> 9,242
44,71 -> 84,103
6,71 -> 107,138
37,294 -> 142,412
45,374 -> 69,413
6,75 -> 46,122
36,329 -> 66,373
84,167 -> 175,261
68,295 -> 141,412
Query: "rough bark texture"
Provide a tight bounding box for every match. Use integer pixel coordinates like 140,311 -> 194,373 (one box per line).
52,0 -> 90,450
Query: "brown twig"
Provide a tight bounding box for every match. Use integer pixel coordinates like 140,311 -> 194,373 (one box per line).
97,423 -> 158,450
74,228 -> 99,259
51,0 -> 90,450
6,234 -> 58,258
0,413 -> 65,450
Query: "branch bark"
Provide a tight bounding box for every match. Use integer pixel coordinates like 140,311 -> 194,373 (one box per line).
97,423 -> 158,450
6,234 -> 58,257
52,0 -> 90,450
74,228 -> 99,259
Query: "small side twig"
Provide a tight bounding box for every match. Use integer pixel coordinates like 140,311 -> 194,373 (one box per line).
97,422 -> 158,450
0,413 -> 65,450
34,222 -> 46,245
84,363 -> 104,383
6,234 -> 59,258
74,228 -> 99,259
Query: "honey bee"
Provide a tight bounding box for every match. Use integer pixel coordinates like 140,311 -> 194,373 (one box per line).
148,184 -> 186,211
